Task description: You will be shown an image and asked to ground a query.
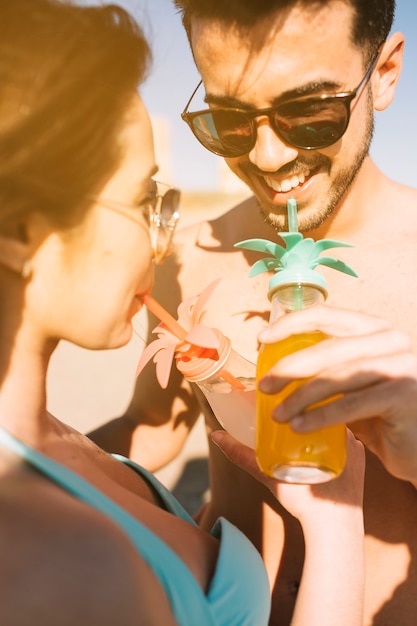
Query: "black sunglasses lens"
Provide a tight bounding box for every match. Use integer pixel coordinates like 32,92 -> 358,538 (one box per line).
191,110 -> 255,157
273,98 -> 350,149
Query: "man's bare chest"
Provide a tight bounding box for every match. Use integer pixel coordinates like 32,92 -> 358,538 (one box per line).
180,232 -> 417,357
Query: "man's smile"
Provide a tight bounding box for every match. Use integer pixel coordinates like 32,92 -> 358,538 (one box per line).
264,167 -> 313,193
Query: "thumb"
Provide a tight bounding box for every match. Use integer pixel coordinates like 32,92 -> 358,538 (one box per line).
211,430 -> 267,483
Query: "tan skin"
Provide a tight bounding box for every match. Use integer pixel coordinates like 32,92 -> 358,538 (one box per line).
91,3 -> 417,625
0,97 -> 219,625
128,174 -> 417,626
0,90 -> 366,625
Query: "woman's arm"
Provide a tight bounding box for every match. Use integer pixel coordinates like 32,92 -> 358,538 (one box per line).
211,429 -> 365,626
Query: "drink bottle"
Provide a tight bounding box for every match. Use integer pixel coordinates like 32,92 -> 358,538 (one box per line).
176,330 -> 257,448
256,281 -> 345,483
235,198 -> 357,483
137,283 -> 257,448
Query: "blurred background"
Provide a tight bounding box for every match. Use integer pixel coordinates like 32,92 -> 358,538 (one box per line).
47,1 -> 417,508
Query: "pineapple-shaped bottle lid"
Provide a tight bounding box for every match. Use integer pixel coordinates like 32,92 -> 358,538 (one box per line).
235,198 -> 357,299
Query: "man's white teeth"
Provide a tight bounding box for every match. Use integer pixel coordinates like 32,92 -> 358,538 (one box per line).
265,170 -> 310,192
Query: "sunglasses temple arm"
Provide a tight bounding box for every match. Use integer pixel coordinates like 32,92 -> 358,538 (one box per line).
182,79 -> 203,116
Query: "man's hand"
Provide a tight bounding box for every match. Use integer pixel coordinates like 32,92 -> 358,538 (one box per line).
256,305 -> 417,484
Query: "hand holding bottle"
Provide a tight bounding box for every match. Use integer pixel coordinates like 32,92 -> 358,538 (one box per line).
258,304 -> 417,485
211,427 -> 366,626
211,427 -> 365,521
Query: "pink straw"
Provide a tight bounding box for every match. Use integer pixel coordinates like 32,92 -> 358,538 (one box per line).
218,368 -> 246,390
143,294 -> 188,341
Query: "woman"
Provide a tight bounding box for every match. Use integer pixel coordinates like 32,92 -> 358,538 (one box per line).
0,1 -> 365,624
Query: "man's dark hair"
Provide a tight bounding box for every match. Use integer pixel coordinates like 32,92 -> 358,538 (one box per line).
174,0 -> 395,58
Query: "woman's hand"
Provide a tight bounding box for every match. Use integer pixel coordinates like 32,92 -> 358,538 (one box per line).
211,427 -> 365,626
211,428 -> 365,525
257,305 -> 417,484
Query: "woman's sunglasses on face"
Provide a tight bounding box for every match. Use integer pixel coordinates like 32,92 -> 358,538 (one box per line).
181,51 -> 381,157
91,180 -> 181,265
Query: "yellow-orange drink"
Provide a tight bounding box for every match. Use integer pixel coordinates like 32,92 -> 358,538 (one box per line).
256,331 -> 346,483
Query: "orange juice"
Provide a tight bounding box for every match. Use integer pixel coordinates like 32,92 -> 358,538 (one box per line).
256,331 -> 346,483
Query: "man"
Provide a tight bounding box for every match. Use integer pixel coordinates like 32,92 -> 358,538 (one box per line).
92,1 -> 417,623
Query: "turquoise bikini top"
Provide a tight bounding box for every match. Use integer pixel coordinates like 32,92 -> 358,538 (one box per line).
0,426 -> 270,626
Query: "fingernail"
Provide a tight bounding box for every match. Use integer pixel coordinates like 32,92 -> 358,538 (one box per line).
289,416 -> 305,431
210,430 -> 225,447
258,375 -> 274,393
272,405 -> 285,422
258,328 -> 272,342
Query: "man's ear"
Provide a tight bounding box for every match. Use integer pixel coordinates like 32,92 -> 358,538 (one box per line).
373,32 -> 405,112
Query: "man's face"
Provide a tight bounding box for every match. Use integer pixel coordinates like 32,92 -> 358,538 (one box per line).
190,2 -> 375,232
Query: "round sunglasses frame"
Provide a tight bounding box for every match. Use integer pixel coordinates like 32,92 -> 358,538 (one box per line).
91,180 -> 180,265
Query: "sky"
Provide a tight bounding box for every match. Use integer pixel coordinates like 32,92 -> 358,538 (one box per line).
88,1 -> 417,192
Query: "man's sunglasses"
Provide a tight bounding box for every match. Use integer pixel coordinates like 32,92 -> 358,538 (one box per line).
181,51 -> 381,157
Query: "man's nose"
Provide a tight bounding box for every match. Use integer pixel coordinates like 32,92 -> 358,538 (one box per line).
248,117 -> 298,172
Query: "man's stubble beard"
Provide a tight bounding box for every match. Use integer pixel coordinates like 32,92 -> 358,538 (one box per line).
256,107 -> 375,233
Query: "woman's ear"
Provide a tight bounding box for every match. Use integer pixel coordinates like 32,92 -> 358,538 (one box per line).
0,230 -> 33,278
0,214 -> 44,279
373,32 -> 405,112
0,211 -> 61,280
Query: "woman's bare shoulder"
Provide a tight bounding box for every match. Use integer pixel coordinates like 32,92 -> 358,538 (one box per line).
0,467 -> 177,626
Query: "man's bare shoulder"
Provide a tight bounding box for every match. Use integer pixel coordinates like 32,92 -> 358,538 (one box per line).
376,177 -> 417,222
389,179 -> 417,199
175,194 -> 266,251
363,178 -> 417,249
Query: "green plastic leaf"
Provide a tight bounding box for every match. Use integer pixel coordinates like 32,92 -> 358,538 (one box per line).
316,257 -> 358,277
248,258 -> 282,276
278,232 -> 304,247
313,239 -> 355,252
235,239 -> 276,253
